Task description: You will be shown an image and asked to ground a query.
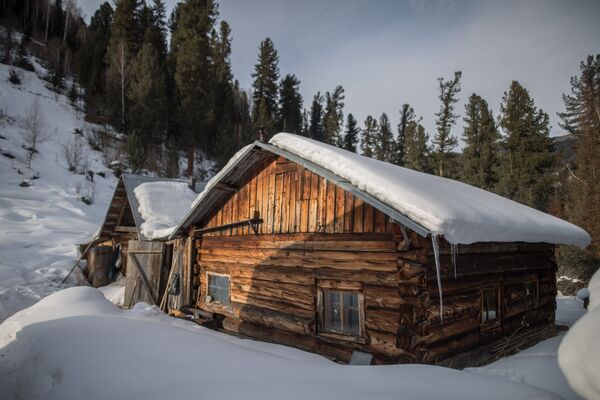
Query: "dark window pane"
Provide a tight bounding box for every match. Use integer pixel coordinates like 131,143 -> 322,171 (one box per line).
482,288 -> 498,323
208,274 -> 230,305
322,291 -> 360,336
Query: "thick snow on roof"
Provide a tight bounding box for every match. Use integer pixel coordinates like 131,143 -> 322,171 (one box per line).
134,181 -> 197,240
270,133 -> 590,247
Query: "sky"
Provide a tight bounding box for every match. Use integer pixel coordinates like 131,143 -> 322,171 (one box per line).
77,0 -> 600,139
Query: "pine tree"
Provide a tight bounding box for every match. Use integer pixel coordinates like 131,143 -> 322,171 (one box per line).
278,74 -> 303,134
404,120 -> 430,172
497,81 -> 553,210
323,85 -> 345,145
170,0 -> 217,176
127,41 -> 168,169
308,92 -> 324,141
361,115 -> 378,158
460,93 -> 500,190
432,71 -> 461,177
212,21 -> 238,169
392,104 -> 414,166
375,112 -> 394,161
559,55 -> 600,252
251,38 -> 279,140
300,109 -> 310,137
342,113 -> 359,152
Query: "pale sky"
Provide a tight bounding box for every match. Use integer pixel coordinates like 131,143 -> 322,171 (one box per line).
78,0 -> 600,139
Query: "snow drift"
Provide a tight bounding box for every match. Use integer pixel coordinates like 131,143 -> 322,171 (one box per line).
269,133 -> 590,247
559,268 -> 600,399
0,287 -> 565,400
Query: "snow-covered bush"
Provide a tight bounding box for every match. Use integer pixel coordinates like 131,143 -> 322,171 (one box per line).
21,98 -> 48,167
8,68 -> 21,85
62,138 -> 85,172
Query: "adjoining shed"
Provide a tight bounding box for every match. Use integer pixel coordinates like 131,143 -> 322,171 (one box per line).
166,133 -> 589,365
88,174 -> 199,308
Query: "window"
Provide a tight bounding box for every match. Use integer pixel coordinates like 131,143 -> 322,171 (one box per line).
207,273 -> 230,305
482,287 -> 499,323
525,280 -> 539,309
320,290 -> 363,337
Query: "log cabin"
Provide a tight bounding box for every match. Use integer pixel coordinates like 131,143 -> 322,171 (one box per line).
162,133 -> 588,365
88,174 -> 199,307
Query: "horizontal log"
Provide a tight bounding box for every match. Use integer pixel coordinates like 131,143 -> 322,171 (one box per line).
231,302 -> 315,335
365,309 -> 400,335
229,290 -> 315,318
199,253 -> 397,272
199,262 -> 399,287
201,232 -> 395,244
231,277 -> 315,307
317,280 -> 362,290
368,330 -> 416,360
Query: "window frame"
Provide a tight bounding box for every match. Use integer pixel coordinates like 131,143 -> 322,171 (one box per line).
480,285 -> 501,327
206,272 -> 231,306
317,288 -> 365,342
524,279 -> 539,310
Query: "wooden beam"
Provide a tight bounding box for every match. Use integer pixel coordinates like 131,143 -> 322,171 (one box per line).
215,182 -> 238,193
115,226 -> 138,233
193,218 -> 263,236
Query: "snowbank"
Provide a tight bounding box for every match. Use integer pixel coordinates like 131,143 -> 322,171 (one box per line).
559,268 -> 600,399
134,181 -> 197,240
0,287 -> 563,400
269,133 -> 590,247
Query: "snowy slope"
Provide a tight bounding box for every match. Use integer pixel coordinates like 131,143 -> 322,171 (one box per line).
0,61 -> 118,322
0,287 -> 565,400
270,133 -> 590,248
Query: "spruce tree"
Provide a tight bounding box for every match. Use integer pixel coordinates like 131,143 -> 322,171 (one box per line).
375,112 -> 394,161
404,120 -> 430,172
212,21 -> 237,169
559,55 -> 600,252
308,92 -> 324,141
127,41 -> 168,169
278,74 -> 303,134
392,104 -> 415,166
323,85 -> 345,146
170,0 -> 217,176
342,113 -> 359,152
251,38 -> 280,139
361,115 -> 378,158
497,81 -> 553,210
432,71 -> 461,177
460,93 -> 499,190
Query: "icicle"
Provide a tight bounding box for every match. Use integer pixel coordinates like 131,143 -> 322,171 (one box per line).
450,243 -> 459,279
431,234 -> 443,323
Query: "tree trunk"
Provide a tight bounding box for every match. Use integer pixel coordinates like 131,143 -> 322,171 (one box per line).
187,148 -> 195,177
44,0 -> 50,44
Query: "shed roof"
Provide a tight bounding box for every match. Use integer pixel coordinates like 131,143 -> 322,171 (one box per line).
168,133 -> 590,248
97,174 -> 195,241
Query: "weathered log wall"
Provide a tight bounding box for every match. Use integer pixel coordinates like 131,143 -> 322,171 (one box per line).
192,153 -> 558,365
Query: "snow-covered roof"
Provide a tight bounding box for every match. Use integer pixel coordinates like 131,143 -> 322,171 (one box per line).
98,174 -> 197,241
171,133 -> 590,248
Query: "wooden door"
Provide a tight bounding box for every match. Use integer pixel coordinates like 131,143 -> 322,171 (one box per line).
166,237 -> 194,311
125,240 -> 164,307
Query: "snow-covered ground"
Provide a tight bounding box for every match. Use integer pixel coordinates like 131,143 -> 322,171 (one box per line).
0,287 -> 584,400
0,61 -> 118,322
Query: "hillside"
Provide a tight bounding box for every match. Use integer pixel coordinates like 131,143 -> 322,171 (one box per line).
0,60 -> 118,322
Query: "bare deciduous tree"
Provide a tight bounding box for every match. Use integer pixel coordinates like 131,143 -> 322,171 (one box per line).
22,99 -> 48,168
62,137 -> 85,172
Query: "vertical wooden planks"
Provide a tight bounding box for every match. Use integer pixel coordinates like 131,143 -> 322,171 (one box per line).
364,202 -> 374,232
325,180 -> 336,234
267,162 -> 276,234
374,209 -> 386,233
344,191 -> 354,233
317,177 -> 327,232
335,185 -> 345,233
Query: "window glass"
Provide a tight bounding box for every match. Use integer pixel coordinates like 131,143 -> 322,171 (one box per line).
525,281 -> 538,309
322,291 -> 361,336
208,274 -> 230,305
482,288 -> 498,323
